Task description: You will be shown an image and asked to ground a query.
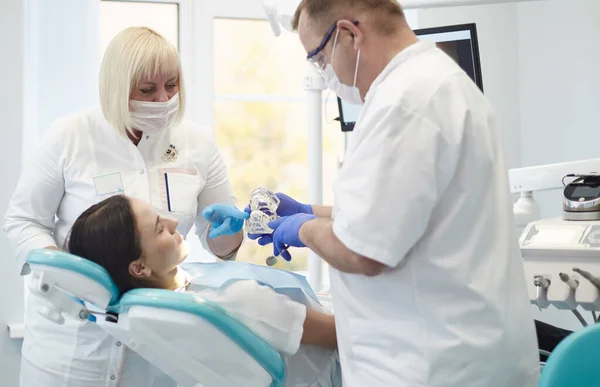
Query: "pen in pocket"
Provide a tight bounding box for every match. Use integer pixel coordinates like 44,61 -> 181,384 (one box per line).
164,173 -> 172,212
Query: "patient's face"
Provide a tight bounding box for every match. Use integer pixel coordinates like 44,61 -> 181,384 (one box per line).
130,198 -> 186,277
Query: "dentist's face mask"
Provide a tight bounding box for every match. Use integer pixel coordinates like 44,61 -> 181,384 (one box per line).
322,65 -> 362,106
323,29 -> 363,106
129,93 -> 180,134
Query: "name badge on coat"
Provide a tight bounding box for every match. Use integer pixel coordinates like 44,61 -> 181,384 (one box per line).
93,173 -> 124,196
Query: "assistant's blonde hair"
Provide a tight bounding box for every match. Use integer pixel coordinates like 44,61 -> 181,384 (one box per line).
99,27 -> 186,137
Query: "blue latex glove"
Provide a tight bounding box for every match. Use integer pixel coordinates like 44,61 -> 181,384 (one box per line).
268,213 -> 317,261
272,193 -> 313,216
246,193 -> 313,245
202,204 -> 249,239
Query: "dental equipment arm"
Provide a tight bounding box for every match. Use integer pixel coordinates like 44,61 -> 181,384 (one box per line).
559,273 -> 589,327
572,268 -> 600,292
509,158 -> 600,230
560,273 -> 579,291
533,275 -> 551,311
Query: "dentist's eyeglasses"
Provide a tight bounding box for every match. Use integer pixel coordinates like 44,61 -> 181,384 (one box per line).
306,20 -> 359,74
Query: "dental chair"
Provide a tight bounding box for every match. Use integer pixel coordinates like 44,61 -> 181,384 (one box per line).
538,322 -> 600,387
23,249 -> 286,387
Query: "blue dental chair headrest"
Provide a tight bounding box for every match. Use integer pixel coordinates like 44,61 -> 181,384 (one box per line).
26,249 -> 120,305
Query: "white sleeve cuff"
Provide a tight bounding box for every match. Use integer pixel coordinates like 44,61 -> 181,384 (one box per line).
198,226 -> 245,262
14,234 -> 58,267
332,215 -> 400,267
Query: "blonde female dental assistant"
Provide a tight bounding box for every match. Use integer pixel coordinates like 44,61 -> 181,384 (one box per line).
3,27 -> 244,387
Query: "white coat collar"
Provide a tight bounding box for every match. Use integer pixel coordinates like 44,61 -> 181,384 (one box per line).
365,41 -> 436,102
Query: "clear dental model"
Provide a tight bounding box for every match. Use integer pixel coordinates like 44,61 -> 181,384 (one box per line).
246,187 -> 281,234
246,187 -> 295,266
246,188 -> 282,266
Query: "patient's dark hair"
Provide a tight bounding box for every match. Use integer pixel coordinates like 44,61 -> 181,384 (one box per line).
67,195 -> 146,294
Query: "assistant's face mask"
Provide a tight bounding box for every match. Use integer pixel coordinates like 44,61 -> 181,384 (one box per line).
324,30 -> 362,106
129,92 -> 180,134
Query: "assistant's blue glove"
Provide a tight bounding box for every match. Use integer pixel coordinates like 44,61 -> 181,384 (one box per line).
267,213 -> 317,261
202,204 -> 249,239
246,193 -> 313,244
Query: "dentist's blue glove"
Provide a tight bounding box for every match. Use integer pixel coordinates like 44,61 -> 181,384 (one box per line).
272,193 -> 314,216
202,204 -> 249,239
245,193 -> 313,245
267,213 -> 317,261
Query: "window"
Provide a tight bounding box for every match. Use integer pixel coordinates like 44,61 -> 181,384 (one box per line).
99,0 -> 179,57
213,19 -> 343,272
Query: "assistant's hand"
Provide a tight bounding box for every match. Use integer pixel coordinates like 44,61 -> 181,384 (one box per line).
202,204 -> 249,239
268,213 -> 317,261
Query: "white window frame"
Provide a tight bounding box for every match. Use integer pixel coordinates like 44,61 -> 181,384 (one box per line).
190,1 -> 268,129
191,1 -> 328,289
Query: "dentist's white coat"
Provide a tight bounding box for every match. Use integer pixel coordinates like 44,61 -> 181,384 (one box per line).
330,41 -> 540,387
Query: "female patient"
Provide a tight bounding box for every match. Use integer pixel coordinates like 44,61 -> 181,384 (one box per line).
66,194 -> 340,386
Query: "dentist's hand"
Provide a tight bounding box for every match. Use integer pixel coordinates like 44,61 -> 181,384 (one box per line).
246,193 -> 313,244
245,192 -> 313,218
202,204 -> 249,239
273,193 -> 313,216
267,213 -> 317,261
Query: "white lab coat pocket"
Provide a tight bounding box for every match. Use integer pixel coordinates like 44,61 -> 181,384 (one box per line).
347,319 -> 425,385
157,169 -> 204,235
158,169 -> 204,212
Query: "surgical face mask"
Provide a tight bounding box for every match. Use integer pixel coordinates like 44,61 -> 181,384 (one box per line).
129,93 -> 180,134
325,30 -> 362,106
322,65 -> 363,106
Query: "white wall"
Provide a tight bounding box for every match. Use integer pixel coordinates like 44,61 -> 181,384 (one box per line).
418,3 -> 523,169
0,0 -> 26,384
517,0 -> 600,330
0,1 -> 101,383
518,0 -> 600,219
419,0 -> 600,331
23,0 -> 100,161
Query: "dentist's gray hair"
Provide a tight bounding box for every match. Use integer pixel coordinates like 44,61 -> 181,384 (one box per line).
292,0 -> 404,35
